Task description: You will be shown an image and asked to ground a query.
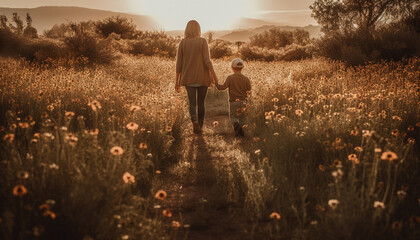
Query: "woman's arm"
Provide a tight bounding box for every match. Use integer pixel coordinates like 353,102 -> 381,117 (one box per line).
175,73 -> 181,93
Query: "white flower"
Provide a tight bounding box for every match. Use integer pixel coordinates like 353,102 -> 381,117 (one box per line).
254,149 -> 261,155
328,199 -> 339,210
373,201 -> 385,209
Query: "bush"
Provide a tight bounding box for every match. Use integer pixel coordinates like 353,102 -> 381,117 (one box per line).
64,23 -> 116,65
44,21 -> 95,39
210,39 -> 233,59
250,28 -> 310,49
129,31 -> 177,58
95,16 -> 137,39
240,45 -> 276,62
240,44 -> 313,62
279,44 -> 313,61
316,23 -> 420,65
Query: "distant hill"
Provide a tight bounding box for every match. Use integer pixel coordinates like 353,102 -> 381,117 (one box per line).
217,25 -> 322,43
0,6 -> 161,33
229,17 -> 273,29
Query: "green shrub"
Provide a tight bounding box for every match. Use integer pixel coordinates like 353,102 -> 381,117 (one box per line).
210,39 -> 233,59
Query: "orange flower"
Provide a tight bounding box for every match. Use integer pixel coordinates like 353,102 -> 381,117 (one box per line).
43,210 -> 56,219
171,220 -> 181,228
18,122 -> 30,129
380,151 -> 398,161
155,190 -> 167,200
39,204 -> 50,211
391,129 -> 399,137
89,100 -> 102,111
347,154 -> 360,164
126,122 -> 139,131
3,133 -> 15,142
162,209 -> 172,217
65,111 -> 75,118
122,172 -> 135,184
269,212 -> 281,220
110,146 -> 124,156
138,142 -> 148,149
165,126 -> 172,132
13,185 -> 27,196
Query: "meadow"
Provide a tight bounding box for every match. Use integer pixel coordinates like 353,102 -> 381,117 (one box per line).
0,54 -> 419,240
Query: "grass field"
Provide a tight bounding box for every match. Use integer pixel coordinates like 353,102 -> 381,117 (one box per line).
0,55 -> 419,240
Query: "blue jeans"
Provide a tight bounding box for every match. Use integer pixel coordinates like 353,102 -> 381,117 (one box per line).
186,86 -> 208,127
229,100 -> 247,126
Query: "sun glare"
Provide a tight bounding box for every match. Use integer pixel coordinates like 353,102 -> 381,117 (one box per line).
134,0 -> 255,31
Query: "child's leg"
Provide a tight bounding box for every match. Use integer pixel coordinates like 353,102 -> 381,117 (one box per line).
229,101 -> 241,136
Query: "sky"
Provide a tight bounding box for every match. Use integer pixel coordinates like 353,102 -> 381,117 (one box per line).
0,0 -> 316,30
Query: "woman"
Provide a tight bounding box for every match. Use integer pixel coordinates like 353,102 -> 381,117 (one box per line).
175,20 -> 219,134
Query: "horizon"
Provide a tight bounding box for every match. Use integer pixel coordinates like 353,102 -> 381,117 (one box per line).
0,0 -> 317,31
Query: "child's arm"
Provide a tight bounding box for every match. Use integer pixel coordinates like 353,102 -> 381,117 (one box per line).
215,77 -> 229,90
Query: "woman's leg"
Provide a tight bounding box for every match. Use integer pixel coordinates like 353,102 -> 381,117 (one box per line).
185,86 -> 198,122
196,86 -> 208,128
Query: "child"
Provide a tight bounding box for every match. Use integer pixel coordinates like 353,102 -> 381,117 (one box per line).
214,58 -> 251,136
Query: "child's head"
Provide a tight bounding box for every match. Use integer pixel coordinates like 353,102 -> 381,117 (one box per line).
231,58 -> 244,72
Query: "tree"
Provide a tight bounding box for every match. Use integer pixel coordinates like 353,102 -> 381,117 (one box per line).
24,13 -> 37,38
204,30 -> 215,43
310,0 -> 419,35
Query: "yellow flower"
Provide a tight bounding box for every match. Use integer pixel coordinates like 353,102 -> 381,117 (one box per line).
110,146 -> 124,156
155,190 -> 167,200
162,209 -> 172,217
171,220 -> 181,228
380,151 -> 398,161
13,185 -> 28,196
89,100 -> 102,111
126,122 -> 139,131
269,212 -> 281,220
295,109 -> 303,116
138,142 -> 148,149
122,172 -> 135,184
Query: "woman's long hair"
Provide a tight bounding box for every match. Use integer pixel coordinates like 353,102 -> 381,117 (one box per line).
184,20 -> 201,38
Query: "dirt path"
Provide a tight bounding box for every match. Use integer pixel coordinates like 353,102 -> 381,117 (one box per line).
158,115 -> 253,240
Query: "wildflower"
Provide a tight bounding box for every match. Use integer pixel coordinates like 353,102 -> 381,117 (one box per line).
3,133 -> 15,142
380,151 -> 398,161
65,111 -> 75,118
18,122 -> 29,129
13,185 -> 28,196
39,204 -> 50,211
374,148 -> 382,153
269,212 -> 281,220
155,190 -> 167,200
407,138 -> 415,144
315,204 -> 326,212
171,220 -> 181,228
350,129 -> 359,136
354,146 -> 363,152
310,220 -> 318,225
273,132 -> 279,136
391,129 -> 399,137
155,170 -> 161,174
166,126 -> 172,132
295,109 -> 303,116
121,235 -> 129,240
110,146 -> 124,156
89,128 -> 99,136
272,98 -> 279,103
130,105 -> 140,112
138,142 -> 148,149
254,149 -> 261,155
41,112 -> 49,118
373,201 -> 385,209
47,105 -> 54,111
347,154 -> 360,164
140,127 -> 146,132
65,133 -> 78,146
146,153 -> 153,158
213,121 -> 219,127
407,125 -> 414,131
89,100 -> 102,111
328,199 -> 339,210
262,157 -> 269,162
397,190 -> 407,200
318,164 -> 325,171
332,169 -> 343,179
45,199 -> 56,206
122,172 -> 135,184
17,171 -> 29,179
126,122 -> 139,131
392,116 -> 402,121
162,209 -> 172,217
391,221 -> 403,232
43,210 -> 56,219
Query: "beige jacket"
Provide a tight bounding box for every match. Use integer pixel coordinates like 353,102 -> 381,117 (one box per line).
176,37 -> 213,87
